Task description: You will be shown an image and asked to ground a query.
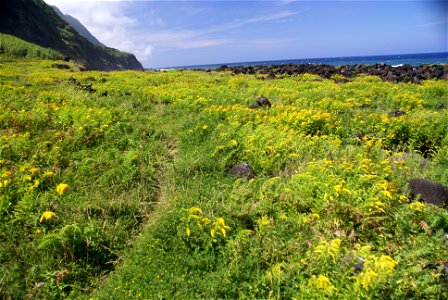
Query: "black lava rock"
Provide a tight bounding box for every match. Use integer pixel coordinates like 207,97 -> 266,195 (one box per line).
215,63 -> 447,83
52,63 -> 70,69
353,258 -> 365,274
389,110 -> 406,117
256,96 -> 272,108
230,162 -> 256,179
67,77 -> 78,85
409,178 -> 448,207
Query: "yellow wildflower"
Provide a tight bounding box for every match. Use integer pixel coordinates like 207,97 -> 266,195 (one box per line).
409,202 -> 425,212
2,170 -> 13,178
399,195 -> 408,202
311,213 -> 320,219
374,255 -> 397,274
39,211 -> 56,223
356,269 -> 378,290
315,239 -> 341,262
356,255 -> 397,291
188,207 -> 202,216
372,201 -> 386,213
43,171 -> 55,177
1,179 -> 11,188
28,179 -> 40,191
29,167 -> 40,175
257,215 -> 272,232
211,217 -> 231,237
307,275 -> 337,295
24,175 -> 32,182
186,228 -> 191,237
56,183 -> 70,195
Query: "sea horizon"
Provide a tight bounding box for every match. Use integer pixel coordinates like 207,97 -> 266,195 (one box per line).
155,51 -> 448,70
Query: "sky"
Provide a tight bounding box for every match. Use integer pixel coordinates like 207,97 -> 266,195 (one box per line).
43,0 -> 447,68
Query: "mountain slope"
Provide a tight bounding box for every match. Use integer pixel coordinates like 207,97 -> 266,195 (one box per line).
0,0 -> 143,71
0,33 -> 63,61
52,5 -> 105,47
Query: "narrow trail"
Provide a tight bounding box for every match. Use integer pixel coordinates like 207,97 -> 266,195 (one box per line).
144,104 -> 179,227
89,103 -> 182,297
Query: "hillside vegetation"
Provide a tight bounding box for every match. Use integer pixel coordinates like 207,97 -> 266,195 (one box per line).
0,59 -> 447,299
0,34 -> 63,61
0,0 -> 142,71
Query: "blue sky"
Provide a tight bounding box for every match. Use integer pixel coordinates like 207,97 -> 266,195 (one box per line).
44,1 -> 447,68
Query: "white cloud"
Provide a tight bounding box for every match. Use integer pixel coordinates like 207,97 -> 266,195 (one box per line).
43,0 -> 155,63
43,1 -> 299,66
130,10 -> 296,49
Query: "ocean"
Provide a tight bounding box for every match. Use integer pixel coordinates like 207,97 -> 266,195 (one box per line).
167,52 -> 448,70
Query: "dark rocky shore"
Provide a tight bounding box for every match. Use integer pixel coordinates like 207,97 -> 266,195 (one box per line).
213,63 -> 448,84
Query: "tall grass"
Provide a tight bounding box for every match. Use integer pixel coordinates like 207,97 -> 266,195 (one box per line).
0,34 -> 63,61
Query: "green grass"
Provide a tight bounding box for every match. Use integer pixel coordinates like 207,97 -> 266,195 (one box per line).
0,59 -> 447,299
0,34 -> 63,61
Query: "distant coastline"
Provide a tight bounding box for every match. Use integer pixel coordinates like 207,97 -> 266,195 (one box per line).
157,52 -> 448,70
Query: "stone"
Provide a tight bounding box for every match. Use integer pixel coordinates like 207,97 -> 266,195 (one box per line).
265,73 -> 276,80
230,162 -> 256,179
216,63 -> 448,83
67,77 -> 78,85
256,96 -> 272,108
389,110 -> 406,117
408,178 -> 448,207
353,258 -> 365,273
52,63 -> 70,69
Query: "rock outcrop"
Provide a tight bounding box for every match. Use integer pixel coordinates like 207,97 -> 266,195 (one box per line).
215,63 -> 447,84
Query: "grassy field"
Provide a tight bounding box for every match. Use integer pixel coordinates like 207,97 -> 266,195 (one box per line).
0,59 -> 447,299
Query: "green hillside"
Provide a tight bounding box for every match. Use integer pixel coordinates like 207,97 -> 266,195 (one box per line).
0,33 -> 63,61
0,0 -> 142,71
0,58 -> 447,299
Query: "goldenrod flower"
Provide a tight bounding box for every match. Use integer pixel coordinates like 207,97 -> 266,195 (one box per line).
56,183 -> 70,195
211,217 -> 231,237
2,170 -> 13,178
356,269 -> 378,290
409,202 -> 425,212
28,179 -> 40,191
0,179 -> 10,188
315,239 -> 341,261
29,167 -> 40,175
308,275 -> 337,295
43,171 -> 55,177
229,140 -> 238,147
188,207 -> 202,215
258,215 -> 271,231
39,211 -> 56,222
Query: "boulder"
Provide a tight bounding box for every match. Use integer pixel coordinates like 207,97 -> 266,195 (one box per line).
230,162 -> 256,179
218,63 -> 447,83
389,110 -> 406,118
256,96 -> 272,108
408,178 -> 448,207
